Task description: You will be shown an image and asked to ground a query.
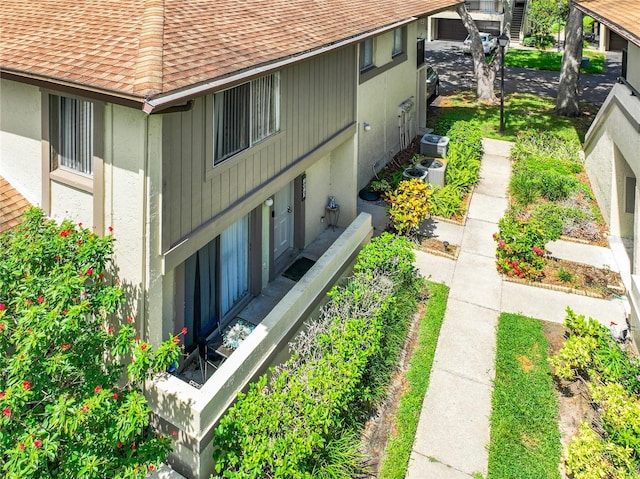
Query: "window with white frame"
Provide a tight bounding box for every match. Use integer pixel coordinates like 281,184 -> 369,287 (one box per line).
360,38 -> 374,71
214,73 -> 280,163
392,28 -> 404,57
50,95 -> 94,176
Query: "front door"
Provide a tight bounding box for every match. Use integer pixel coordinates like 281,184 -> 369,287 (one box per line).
273,183 -> 294,260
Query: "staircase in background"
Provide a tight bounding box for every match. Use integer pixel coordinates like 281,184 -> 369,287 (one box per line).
510,2 -> 525,40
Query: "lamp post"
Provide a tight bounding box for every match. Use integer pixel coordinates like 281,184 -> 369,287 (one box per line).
557,2 -> 563,51
497,33 -> 509,135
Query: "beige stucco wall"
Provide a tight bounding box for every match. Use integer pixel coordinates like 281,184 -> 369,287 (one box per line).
48,181 -> 93,226
357,23 -> 422,190
0,79 -> 42,206
584,76 -> 640,351
585,84 -> 640,237
304,154 -> 332,243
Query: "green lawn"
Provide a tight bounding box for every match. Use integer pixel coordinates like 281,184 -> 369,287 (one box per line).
378,282 -> 449,479
504,48 -> 604,74
487,313 -> 561,479
428,92 -> 595,143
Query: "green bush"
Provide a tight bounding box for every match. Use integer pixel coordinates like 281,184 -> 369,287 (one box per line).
510,169 -> 541,205
212,234 -> 421,478
510,161 -> 579,206
511,130 -> 581,164
445,121 -> 483,160
551,309 -> 640,478
429,185 -> 464,218
494,212 -> 561,280
522,34 -> 556,49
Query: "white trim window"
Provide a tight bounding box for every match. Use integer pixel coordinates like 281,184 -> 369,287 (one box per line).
214,73 -> 280,163
50,95 -> 94,176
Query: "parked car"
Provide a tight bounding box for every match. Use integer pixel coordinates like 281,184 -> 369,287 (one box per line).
462,32 -> 497,54
426,66 -> 439,100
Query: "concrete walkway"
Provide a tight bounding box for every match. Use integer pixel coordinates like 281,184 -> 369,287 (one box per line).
403,138 -> 628,478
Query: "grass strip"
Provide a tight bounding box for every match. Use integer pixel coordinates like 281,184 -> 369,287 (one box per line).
378,281 -> 449,479
427,92 -> 596,142
488,313 -> 561,479
504,49 -> 604,74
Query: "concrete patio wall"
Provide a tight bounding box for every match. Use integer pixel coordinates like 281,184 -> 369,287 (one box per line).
146,212 -> 373,479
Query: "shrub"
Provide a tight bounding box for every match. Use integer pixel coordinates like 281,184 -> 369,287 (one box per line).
494,212 -> 561,280
521,34 -> 556,49
0,208 -> 181,478
445,120 -> 483,160
386,179 -> 431,237
551,309 -> 640,478
428,185 -> 464,218
511,130 -> 581,164
212,234 -> 421,478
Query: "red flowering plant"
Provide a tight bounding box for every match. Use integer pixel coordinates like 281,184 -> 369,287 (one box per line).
493,212 -> 561,281
0,208 -> 183,478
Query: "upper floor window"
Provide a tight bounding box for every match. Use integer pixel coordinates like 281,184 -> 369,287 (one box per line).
214,73 -> 280,164
392,28 -> 404,57
50,95 -> 94,176
360,38 -> 374,71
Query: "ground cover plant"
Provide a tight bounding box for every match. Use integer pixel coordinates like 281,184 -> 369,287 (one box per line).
488,313 -> 561,479
211,233 -> 424,478
550,309 -> 640,478
377,282 -> 449,479
494,130 -> 620,295
426,92 -> 597,142
0,208 -> 182,478
504,49 -> 604,74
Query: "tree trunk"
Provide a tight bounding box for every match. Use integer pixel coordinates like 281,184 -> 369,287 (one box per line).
502,0 -> 514,38
556,1 -> 583,117
457,3 -> 499,103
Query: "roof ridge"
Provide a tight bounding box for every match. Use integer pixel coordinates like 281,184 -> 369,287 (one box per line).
133,0 -> 165,96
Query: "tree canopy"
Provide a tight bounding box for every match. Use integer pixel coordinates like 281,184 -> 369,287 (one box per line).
0,209 -> 182,478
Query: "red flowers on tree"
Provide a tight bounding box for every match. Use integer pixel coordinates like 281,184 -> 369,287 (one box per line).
0,208 -> 181,478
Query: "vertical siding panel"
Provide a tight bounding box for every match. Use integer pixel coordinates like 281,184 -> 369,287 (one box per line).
211,173 -> 221,216
236,159 -> 246,198
169,115 -> 183,246
228,164 -> 238,204
260,148 -> 268,184
190,101 -> 202,230
219,169 -> 230,209
161,124 -> 172,251
200,99 -> 213,222
180,111 -> 193,238
163,48 -> 359,248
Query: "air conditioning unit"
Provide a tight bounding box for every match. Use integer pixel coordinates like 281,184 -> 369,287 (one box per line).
415,158 -> 447,187
420,133 -> 449,158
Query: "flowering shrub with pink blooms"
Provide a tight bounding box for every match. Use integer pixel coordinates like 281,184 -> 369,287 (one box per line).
494,213 -> 560,281
0,208 -> 183,478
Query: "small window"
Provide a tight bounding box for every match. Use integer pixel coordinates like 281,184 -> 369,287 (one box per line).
392,28 -> 404,57
625,176 -> 636,214
214,73 -> 280,164
360,38 -> 374,71
50,95 -> 94,176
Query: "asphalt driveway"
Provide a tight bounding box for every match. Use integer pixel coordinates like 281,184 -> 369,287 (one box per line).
424,40 -> 622,107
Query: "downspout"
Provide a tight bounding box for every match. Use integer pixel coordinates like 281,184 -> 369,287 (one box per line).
141,114 -> 150,347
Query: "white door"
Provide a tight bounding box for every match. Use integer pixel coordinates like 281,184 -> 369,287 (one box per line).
273,183 -> 294,260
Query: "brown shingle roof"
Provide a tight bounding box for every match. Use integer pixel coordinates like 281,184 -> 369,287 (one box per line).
0,176 -> 31,234
1,0 -> 461,103
574,0 -> 640,46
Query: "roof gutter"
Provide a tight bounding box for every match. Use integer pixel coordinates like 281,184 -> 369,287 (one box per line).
0,70 -> 144,109
573,3 -> 640,47
142,17 -> 417,114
